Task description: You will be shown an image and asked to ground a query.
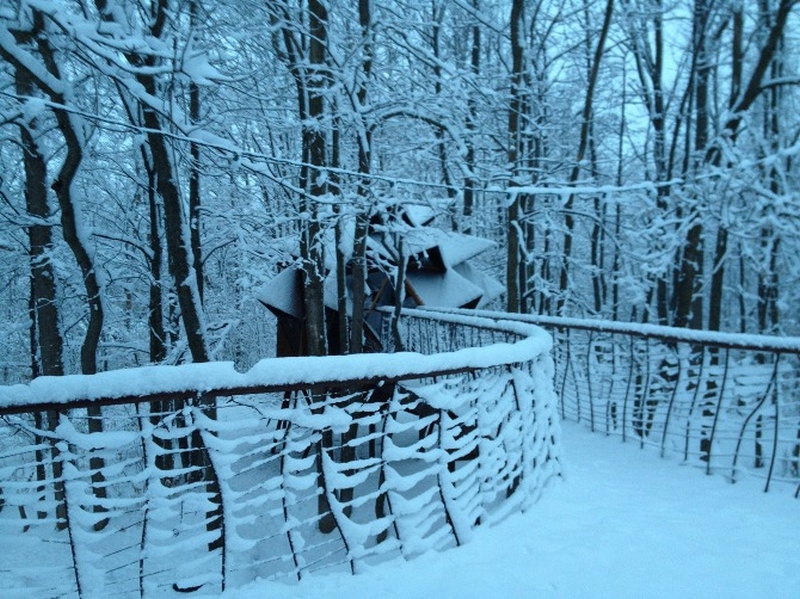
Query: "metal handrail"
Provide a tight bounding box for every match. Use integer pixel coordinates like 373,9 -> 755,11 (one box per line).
429,308 -> 800,496
0,309 -> 561,596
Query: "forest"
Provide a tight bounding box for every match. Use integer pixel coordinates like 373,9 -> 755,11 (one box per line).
1,0 -> 799,385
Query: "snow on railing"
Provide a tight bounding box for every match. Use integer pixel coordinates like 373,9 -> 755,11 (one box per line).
436,308 -> 800,497
0,311 -> 560,597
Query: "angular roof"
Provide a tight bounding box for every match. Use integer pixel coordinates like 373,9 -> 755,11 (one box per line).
404,228 -> 496,267
256,205 -> 501,317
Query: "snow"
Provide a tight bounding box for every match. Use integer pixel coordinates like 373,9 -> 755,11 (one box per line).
0,26 -> 67,97
0,313 -> 551,413
2,308 -> 797,597
181,48 -> 227,85
255,267 -> 301,318
504,180 -> 675,201
223,421 -> 800,599
406,270 -> 485,308
452,262 -> 506,307
403,228 -> 496,267
452,308 -> 800,354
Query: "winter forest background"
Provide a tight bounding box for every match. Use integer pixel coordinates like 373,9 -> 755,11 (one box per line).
1,0 -> 799,383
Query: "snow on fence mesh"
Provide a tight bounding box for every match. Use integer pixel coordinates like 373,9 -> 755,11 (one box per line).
441,309 -> 800,496
0,310 -> 560,597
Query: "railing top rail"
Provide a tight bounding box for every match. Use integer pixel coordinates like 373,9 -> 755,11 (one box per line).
431,308 -> 800,355
0,310 -> 551,416
380,306 -> 552,341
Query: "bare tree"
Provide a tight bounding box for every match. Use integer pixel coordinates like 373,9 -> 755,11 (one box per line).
506,0 -> 526,313
2,10 -> 109,529
557,0 -> 614,316
8,24 -> 66,527
271,0 -> 330,357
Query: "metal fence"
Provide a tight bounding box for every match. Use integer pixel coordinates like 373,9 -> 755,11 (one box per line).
446,309 -> 800,497
0,310 -> 560,597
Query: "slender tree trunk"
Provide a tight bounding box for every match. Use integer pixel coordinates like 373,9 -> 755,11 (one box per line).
707,3 -> 742,333
583,2 -> 606,315
14,45 -> 63,379
349,0 -> 374,355
145,157 -> 167,364
651,8 -> 671,327
142,98 -> 210,363
462,0 -> 480,234
6,13 -> 111,529
622,0 -> 673,323
40,29 -> 110,531
431,3 -> 458,226
558,0 -> 614,316
300,0 -> 330,358
756,1 -> 784,337
671,0 -> 713,330
506,0 -> 525,314
189,0 -> 204,305
95,0 -> 209,364
330,115 -> 349,356
12,29 -> 65,527
93,0 -> 220,553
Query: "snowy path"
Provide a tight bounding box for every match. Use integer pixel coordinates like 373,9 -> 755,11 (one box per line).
224,421 -> 800,599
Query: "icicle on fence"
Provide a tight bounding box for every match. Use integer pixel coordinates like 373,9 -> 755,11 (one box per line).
451,309 -> 800,496
0,310 -> 560,597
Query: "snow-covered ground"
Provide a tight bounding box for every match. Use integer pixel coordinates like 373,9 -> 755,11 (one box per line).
224,421 -> 800,599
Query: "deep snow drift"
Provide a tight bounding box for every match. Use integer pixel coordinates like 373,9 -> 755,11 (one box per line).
223,421 -> 800,599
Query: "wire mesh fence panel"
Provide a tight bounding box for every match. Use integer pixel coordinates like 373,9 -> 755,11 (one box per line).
543,324 -> 800,494
432,308 -> 800,497
0,310 -> 560,597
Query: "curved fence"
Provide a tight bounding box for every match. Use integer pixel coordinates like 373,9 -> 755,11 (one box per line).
441,309 -> 800,496
0,310 -> 560,597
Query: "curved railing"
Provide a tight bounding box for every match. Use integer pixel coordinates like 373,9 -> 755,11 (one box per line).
0,310 -> 560,597
437,308 -> 800,496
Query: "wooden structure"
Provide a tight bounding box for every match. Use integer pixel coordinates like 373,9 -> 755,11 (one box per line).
256,206 -> 503,356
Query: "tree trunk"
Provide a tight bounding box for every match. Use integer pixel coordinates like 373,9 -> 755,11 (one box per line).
189,0 -> 204,305
14,40 -> 63,379
462,0 -> 481,234
558,0 -> 614,316
95,0 -> 209,364
506,0 -> 525,313
756,0 -> 784,337
300,0 -> 330,358
349,0 -> 374,355
12,28 -> 66,528
431,3 -> 458,226
6,14 -> 110,529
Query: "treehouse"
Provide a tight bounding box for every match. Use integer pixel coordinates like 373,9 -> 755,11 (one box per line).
256,205 -> 503,356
